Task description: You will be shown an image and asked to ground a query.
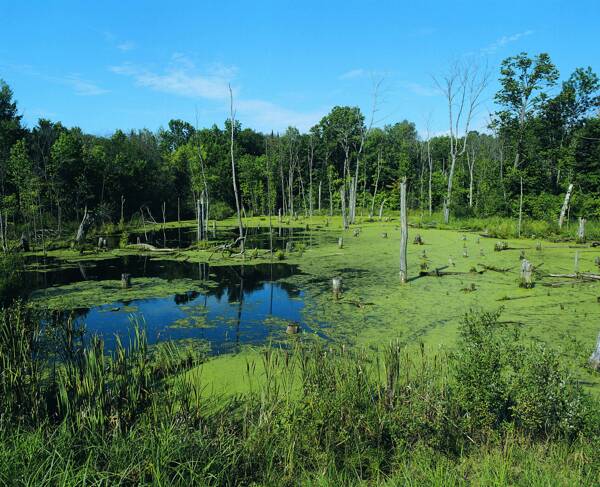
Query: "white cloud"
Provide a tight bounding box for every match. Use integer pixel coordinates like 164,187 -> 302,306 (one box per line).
482,30 -> 534,54
110,56 -> 232,100
110,54 -> 324,132
116,41 -> 136,52
61,75 -> 109,96
339,69 -> 366,80
237,99 -> 325,132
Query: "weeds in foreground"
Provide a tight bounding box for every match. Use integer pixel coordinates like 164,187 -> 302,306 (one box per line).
0,303 -> 599,485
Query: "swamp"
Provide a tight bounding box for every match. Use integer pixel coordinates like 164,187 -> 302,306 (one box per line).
1,5 -> 600,483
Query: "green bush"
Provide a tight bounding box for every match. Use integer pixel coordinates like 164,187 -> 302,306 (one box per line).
210,201 -> 234,220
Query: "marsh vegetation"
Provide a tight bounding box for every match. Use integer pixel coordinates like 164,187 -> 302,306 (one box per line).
1,49 -> 600,484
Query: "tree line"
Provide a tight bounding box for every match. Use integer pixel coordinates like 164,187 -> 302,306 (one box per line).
0,51 -> 599,244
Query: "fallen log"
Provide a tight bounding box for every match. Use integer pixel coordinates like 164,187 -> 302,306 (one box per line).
478,264 -> 513,273
546,273 -> 600,281
127,243 -> 176,252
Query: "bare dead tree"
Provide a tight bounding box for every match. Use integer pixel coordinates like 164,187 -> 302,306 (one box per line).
229,84 -> 244,252
434,61 -> 489,223
425,118 -> 433,216
370,149 -> 382,218
350,75 -> 385,223
466,144 -> 476,208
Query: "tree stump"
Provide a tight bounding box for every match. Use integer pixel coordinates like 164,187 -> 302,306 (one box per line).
285,241 -> 294,253
121,273 -> 132,289
286,323 -> 300,335
381,232 -> 387,239
590,332 -> 600,371
494,241 -> 508,252
413,234 -> 423,245
353,228 -> 360,237
338,237 -> 343,249
332,277 -> 342,299
19,234 -> 30,252
520,259 -> 534,288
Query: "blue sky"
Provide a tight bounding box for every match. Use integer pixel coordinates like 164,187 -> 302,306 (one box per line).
1,0 -> 598,136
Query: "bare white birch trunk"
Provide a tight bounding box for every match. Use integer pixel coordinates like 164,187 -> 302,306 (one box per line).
558,183 -> 574,229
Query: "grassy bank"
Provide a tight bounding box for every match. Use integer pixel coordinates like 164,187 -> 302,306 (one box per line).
1,303 -> 599,485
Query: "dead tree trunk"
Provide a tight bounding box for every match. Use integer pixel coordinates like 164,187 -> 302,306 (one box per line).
379,199 -> 386,221
370,150 -> 382,218
229,84 -> 244,252
520,259 -> 533,288
318,180 -> 322,213
75,207 -> 94,246
518,176 -> 523,238
578,217 -> 586,242
558,183 -> 574,229
590,332 -> 600,370
162,202 -> 167,248
399,178 -> 408,283
340,187 -> 348,230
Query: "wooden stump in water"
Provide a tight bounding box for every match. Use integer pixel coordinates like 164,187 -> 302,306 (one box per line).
413,234 -> 423,245
332,277 -> 342,299
381,232 -> 388,239
121,273 -> 132,289
20,234 -> 30,252
536,242 -> 542,251
286,323 -> 300,335
353,228 -> 360,237
590,332 -> 600,371
520,259 -> 534,288
338,237 -> 343,249
285,241 -> 294,253
494,241 -> 508,252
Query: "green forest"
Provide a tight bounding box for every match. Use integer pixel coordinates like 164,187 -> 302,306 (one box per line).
1,52 -> 599,244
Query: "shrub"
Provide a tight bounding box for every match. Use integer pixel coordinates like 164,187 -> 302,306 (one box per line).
210,201 -> 234,220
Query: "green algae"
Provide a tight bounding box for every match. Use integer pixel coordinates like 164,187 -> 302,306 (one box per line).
177,216 -> 600,395
23,214 -> 600,394
30,277 -> 212,310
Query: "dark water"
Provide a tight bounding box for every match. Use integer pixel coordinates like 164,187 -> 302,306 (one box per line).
101,225 -> 335,250
27,257 -> 323,354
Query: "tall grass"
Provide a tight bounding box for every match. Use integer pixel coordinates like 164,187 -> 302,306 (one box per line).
0,302 -> 599,485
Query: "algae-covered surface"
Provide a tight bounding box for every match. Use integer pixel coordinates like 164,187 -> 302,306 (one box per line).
25,215 -> 600,393
176,216 -> 600,395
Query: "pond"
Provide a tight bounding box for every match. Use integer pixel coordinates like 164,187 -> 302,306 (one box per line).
26,257 -> 325,355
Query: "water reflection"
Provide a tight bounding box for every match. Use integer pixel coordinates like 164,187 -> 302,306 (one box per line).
30,258 -> 322,354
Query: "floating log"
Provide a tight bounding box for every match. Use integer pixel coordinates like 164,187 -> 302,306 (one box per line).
128,243 -> 176,252
546,272 -> 600,281
478,264 -> 512,273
